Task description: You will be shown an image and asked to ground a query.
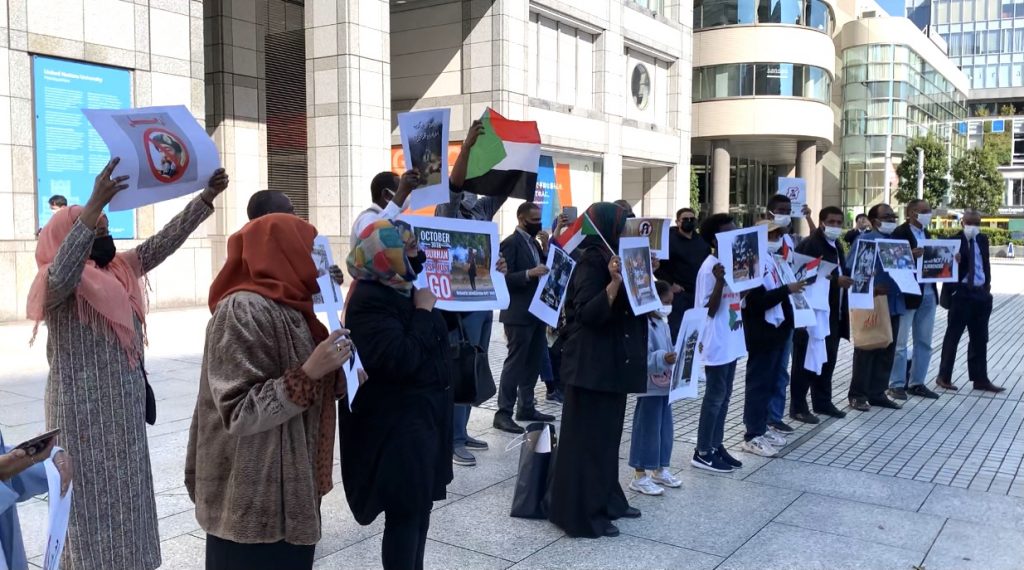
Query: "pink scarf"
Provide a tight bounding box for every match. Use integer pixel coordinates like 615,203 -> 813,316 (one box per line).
27,206 -> 147,366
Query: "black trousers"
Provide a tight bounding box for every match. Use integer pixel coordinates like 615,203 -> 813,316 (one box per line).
497,323 -> 546,416
938,287 -> 993,383
206,534 -> 314,570
382,508 -> 431,570
744,349 -> 784,440
849,314 -> 900,402
790,330 -> 841,415
668,291 -> 696,342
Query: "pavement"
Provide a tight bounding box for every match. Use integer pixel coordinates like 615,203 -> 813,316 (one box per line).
3,262 -> 1024,569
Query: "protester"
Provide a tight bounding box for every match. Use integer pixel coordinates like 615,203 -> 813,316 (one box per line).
789,206 -> 852,423
628,281 -> 683,496
27,159 -> 228,570
342,220 -> 453,570
548,202 -> 644,539
1,430 -> 72,570
655,207 -> 711,339
613,199 -> 635,217
888,199 -> 939,400
845,213 -> 872,246
47,195 -> 67,212
741,221 -> 804,457
495,202 -> 556,434
937,211 -> 1004,392
351,170 -> 418,246
690,213 -> 746,473
246,190 -> 346,286
847,203 -> 904,412
186,214 -> 348,570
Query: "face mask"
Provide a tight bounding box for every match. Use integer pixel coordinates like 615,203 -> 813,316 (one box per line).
917,213 -> 932,227
524,222 -> 542,237
963,225 -> 981,240
772,213 -> 792,228
878,221 -> 898,235
767,240 -> 783,253
680,219 -> 697,233
823,226 -> 843,242
656,305 -> 672,317
409,250 -> 427,275
90,235 -> 116,268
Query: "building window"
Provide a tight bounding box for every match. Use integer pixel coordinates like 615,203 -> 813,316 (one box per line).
527,13 -> 596,109
631,64 -> 651,109
624,49 -> 672,125
693,0 -> 834,34
692,63 -> 831,103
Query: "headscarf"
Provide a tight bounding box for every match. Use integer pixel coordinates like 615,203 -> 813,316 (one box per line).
347,219 -> 418,295
582,202 -> 629,252
27,206 -> 147,365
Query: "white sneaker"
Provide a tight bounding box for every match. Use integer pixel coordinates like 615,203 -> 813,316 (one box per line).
764,429 -> 787,448
628,474 -> 665,496
651,468 -> 682,488
740,437 -> 778,457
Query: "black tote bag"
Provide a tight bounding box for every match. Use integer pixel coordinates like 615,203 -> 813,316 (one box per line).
510,422 -> 557,519
450,318 -> 496,406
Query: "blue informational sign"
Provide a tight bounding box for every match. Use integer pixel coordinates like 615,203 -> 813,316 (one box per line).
534,155 -> 557,228
991,119 -> 1005,133
33,56 -> 134,238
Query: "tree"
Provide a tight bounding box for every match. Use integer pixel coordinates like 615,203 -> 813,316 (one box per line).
950,145 -> 1004,213
689,168 -> 701,215
895,133 -> 948,207
1000,103 -> 1016,116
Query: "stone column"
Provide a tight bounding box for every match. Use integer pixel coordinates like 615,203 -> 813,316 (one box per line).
711,140 -> 730,214
797,140 -> 817,235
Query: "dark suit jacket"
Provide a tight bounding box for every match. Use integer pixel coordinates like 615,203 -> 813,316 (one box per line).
891,222 -> 935,310
940,231 -> 992,308
796,229 -> 850,340
499,230 -> 545,325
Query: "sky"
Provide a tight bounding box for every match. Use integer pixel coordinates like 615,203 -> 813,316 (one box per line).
877,0 -> 908,17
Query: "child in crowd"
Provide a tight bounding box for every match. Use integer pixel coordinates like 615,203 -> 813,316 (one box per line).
692,214 -> 747,473
628,281 -> 684,495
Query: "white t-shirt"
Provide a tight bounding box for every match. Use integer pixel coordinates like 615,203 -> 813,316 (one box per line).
350,201 -> 404,249
694,255 -> 748,366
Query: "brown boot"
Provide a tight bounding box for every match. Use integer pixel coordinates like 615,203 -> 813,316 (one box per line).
972,379 -> 1006,393
936,377 -> 958,391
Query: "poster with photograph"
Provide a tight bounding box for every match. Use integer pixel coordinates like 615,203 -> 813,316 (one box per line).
529,245 -> 577,327
623,217 -> 672,259
790,252 -> 821,283
83,105 -> 221,211
668,308 -> 704,404
790,292 -> 816,328
917,239 -> 960,283
777,177 -> 807,214
311,235 -> 342,315
343,348 -> 364,412
400,215 -> 509,312
717,225 -> 769,293
849,239 -> 878,310
619,237 -> 661,315
397,108 -> 451,211
876,239 -> 916,271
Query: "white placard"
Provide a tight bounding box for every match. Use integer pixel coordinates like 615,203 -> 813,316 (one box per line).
777,177 -> 807,214
917,239 -> 961,283
397,108 -> 451,211
311,235 -> 343,314
83,105 -> 220,211
889,269 -> 922,295
849,239 -> 878,310
717,225 -> 769,293
623,217 -> 672,259
668,308 -> 704,404
790,292 -> 816,328
399,215 -> 510,312
343,349 -> 364,412
528,245 -> 576,327
618,237 -> 661,316
42,450 -> 72,570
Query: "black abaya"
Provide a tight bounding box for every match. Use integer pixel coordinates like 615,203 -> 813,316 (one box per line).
206,535 -> 315,570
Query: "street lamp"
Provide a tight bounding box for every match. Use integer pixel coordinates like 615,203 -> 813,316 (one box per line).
916,146 -> 924,200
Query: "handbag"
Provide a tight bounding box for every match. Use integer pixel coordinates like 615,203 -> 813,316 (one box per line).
449,318 -> 496,406
850,295 -> 893,350
510,422 -> 557,519
141,364 -> 157,426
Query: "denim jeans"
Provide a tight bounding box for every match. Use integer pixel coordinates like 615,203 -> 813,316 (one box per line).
744,349 -> 784,441
628,395 -> 674,470
452,310 -> 493,447
696,360 -> 737,454
767,331 -> 793,423
889,288 -> 937,389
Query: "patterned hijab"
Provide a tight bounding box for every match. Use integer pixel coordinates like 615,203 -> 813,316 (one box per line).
582,202 -> 629,251
347,220 -> 418,295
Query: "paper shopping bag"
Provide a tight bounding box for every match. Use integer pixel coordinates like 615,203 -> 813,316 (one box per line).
850,295 -> 893,350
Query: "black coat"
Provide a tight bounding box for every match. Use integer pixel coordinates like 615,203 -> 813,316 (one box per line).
940,231 -> 992,307
499,230 -> 545,325
742,284 -> 793,351
891,221 -> 935,309
796,229 -> 850,340
559,246 -> 647,394
341,281 -> 453,524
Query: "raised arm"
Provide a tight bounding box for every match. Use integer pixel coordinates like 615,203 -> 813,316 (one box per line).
450,120 -> 482,189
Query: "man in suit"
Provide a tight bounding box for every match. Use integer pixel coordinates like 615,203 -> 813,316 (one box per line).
844,214 -> 871,247
494,202 -> 557,433
937,211 -> 1005,392
888,199 -> 941,400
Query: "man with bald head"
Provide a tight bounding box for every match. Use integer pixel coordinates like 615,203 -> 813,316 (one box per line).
245,190 -> 344,286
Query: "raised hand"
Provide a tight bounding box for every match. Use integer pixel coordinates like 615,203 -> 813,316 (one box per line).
81,157 -> 130,229
200,168 -> 230,204
712,263 -> 726,283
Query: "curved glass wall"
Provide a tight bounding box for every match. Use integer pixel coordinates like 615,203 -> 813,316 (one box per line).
692,63 -> 832,103
693,0 -> 834,34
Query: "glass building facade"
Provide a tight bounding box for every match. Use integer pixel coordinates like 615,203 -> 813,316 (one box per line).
693,0 -> 835,33
840,43 -> 968,210
932,0 -> 1024,90
692,63 -> 832,102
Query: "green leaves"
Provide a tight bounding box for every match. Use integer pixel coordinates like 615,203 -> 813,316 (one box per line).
895,133 -> 949,207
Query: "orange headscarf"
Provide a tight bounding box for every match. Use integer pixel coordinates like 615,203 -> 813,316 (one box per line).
27,206 -> 147,365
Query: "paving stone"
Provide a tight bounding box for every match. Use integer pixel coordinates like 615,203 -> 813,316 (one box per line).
509,535 -> 722,570
919,485 -> 1024,532
924,519 -> 1024,570
315,535 -> 512,570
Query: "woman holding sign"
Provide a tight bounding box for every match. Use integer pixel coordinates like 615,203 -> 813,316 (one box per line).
548,202 -> 648,538
29,158 -> 227,570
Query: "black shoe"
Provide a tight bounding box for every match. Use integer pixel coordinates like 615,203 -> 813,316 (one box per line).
907,385 -> 940,399
545,390 -> 564,404
767,420 -> 795,434
493,414 -> 525,434
886,388 -> 908,401
620,506 -> 641,519
791,412 -> 820,424
452,446 -> 476,467
814,405 -> 847,419
716,446 -> 743,469
868,397 -> 903,410
516,409 -> 556,422
849,398 -> 870,412
972,380 -> 1006,393
464,436 -> 489,450
603,523 -> 620,537
691,450 -> 733,473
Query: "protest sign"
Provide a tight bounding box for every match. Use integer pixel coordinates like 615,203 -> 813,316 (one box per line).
717,225 -> 769,293
777,177 -> 807,214
849,239 -> 877,310
917,239 -> 960,283
876,239 -> 916,271
83,105 -> 220,211
311,235 -> 342,318
619,237 -> 660,316
400,215 -> 510,312
43,450 -> 71,570
790,292 -> 816,328
623,217 -> 671,259
397,108 -> 451,210
529,245 -> 576,327
790,252 -> 821,282
668,308 -> 704,404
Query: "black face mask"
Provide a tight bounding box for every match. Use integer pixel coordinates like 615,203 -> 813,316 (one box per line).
409,250 -> 427,275
524,222 -> 542,237
680,219 -> 697,233
90,235 -> 117,268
